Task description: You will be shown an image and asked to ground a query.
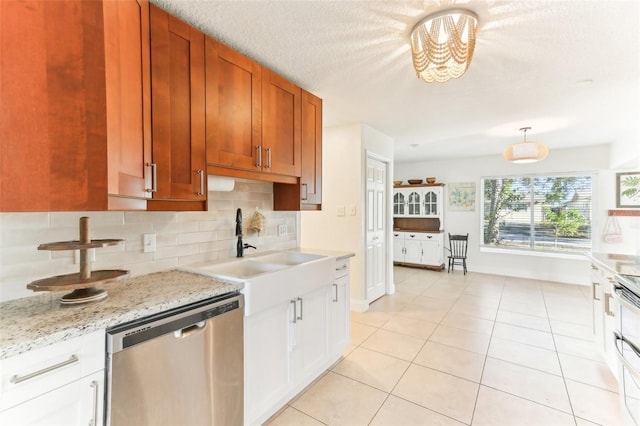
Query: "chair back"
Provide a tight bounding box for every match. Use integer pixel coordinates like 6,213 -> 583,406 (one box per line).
448,233 -> 469,258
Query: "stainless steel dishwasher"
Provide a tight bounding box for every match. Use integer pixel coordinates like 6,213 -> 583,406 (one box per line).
105,293 -> 244,426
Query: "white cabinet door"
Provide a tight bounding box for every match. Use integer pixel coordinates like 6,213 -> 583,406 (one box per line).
293,286 -> 330,381
330,276 -> 350,354
405,189 -> 422,217
601,272 -> 619,377
404,235 -> 422,264
244,302 -> 293,425
421,233 -> 444,266
393,232 -> 405,262
393,190 -> 406,216
0,370 -> 104,426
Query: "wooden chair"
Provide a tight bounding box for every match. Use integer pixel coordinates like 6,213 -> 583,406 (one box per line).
447,233 -> 468,274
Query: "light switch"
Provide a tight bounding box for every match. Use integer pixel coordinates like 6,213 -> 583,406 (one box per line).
349,204 -> 356,216
143,233 -> 156,253
278,224 -> 287,236
337,205 -> 345,216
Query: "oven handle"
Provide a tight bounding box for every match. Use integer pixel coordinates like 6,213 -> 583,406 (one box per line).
613,332 -> 640,383
613,285 -> 640,315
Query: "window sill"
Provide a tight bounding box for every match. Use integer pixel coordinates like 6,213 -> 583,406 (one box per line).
480,246 -> 588,261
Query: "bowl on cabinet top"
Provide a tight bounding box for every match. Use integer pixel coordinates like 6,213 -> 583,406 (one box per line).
407,179 -> 423,185
426,177 -> 436,184
393,180 -> 402,186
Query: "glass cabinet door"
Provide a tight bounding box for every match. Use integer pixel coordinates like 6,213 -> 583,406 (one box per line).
407,191 -> 421,216
393,191 -> 405,216
423,190 -> 438,216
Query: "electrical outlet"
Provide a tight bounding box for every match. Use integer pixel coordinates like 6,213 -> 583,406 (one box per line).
278,224 -> 287,236
337,205 -> 345,216
143,233 -> 156,253
74,249 -> 95,264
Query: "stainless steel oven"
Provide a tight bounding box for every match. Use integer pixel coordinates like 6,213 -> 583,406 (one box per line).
613,274 -> 640,426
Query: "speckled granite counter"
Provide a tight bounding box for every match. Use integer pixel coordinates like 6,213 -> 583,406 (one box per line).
0,270 -> 242,360
587,252 -> 640,276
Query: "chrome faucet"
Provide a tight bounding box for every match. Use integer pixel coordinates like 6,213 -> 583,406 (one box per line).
236,208 -> 256,257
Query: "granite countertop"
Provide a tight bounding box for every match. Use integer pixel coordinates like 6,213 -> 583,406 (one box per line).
587,252 -> 640,276
0,270 -> 242,359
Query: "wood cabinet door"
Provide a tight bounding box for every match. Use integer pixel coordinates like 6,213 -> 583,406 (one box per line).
149,5 -> 206,201
300,90 -> 322,206
0,0 -> 109,212
205,38 -> 262,172
104,0 -> 152,200
261,69 -> 301,177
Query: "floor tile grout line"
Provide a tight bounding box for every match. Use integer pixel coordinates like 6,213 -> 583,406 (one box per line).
469,275 -> 505,425
541,279 -> 579,424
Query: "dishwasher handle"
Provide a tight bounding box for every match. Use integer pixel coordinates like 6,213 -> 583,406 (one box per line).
174,321 -> 206,339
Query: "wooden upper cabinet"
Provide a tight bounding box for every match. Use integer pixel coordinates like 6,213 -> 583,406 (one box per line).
0,0 -> 153,212
149,5 -> 206,203
205,38 -> 262,172
104,0 -> 152,204
300,90 -> 322,208
261,69 -> 301,177
273,89 -> 322,211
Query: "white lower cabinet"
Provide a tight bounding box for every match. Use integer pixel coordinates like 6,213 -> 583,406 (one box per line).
244,301 -> 293,425
590,261 -> 618,377
244,257 -> 351,426
0,330 -> 105,426
330,275 -> 350,354
0,370 -> 104,426
393,231 -> 444,268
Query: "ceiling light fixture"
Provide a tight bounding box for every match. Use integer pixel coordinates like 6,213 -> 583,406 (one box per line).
410,8 -> 478,83
503,127 -> 549,163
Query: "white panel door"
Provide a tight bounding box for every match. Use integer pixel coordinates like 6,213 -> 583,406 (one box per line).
365,156 -> 387,304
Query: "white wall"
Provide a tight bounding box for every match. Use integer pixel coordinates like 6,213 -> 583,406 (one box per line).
395,144 -> 640,285
301,123 -> 395,311
0,179 -> 298,302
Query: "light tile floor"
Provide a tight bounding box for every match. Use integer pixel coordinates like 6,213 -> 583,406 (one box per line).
266,267 -> 630,426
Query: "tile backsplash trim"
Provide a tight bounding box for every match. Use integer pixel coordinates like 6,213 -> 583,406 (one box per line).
0,179 -> 298,302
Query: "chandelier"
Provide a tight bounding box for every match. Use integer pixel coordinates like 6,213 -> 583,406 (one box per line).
503,127 -> 549,163
410,8 -> 478,83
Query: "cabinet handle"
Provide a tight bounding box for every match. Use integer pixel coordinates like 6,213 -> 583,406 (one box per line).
9,354 -> 79,384
591,264 -> 598,270
336,264 -> 348,272
291,299 -> 297,323
409,234 -> 415,238
427,235 -> 432,239
394,233 -> 399,237
297,297 -> 303,321
89,380 -> 99,426
146,162 -> 157,193
266,147 -> 272,169
256,145 -> 262,168
604,293 -> 615,317
196,169 -> 205,196
301,183 -> 308,201
592,282 -> 600,301
333,283 -> 338,302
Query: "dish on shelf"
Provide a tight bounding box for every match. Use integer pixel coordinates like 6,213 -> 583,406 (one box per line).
393,180 -> 402,186
407,179 -> 423,184
426,177 -> 436,184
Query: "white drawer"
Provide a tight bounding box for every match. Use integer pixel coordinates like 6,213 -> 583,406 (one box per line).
335,258 -> 350,278
0,329 -> 105,412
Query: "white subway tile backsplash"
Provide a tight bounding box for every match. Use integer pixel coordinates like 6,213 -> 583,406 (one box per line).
0,179 -> 300,302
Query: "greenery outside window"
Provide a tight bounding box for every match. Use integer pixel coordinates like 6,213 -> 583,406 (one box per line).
481,174 -> 593,253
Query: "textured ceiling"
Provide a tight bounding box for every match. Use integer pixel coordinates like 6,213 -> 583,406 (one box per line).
151,0 -> 640,162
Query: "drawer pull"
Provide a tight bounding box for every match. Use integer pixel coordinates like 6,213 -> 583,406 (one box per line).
10,354 -> 79,384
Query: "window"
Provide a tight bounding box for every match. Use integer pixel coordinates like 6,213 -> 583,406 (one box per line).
481,174 -> 592,253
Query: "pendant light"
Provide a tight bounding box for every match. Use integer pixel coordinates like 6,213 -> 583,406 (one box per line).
503,127 -> 549,163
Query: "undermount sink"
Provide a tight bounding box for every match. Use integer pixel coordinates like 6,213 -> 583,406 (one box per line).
252,251 -> 326,266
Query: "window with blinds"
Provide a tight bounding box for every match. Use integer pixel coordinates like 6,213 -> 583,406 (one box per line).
481,174 -> 592,253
